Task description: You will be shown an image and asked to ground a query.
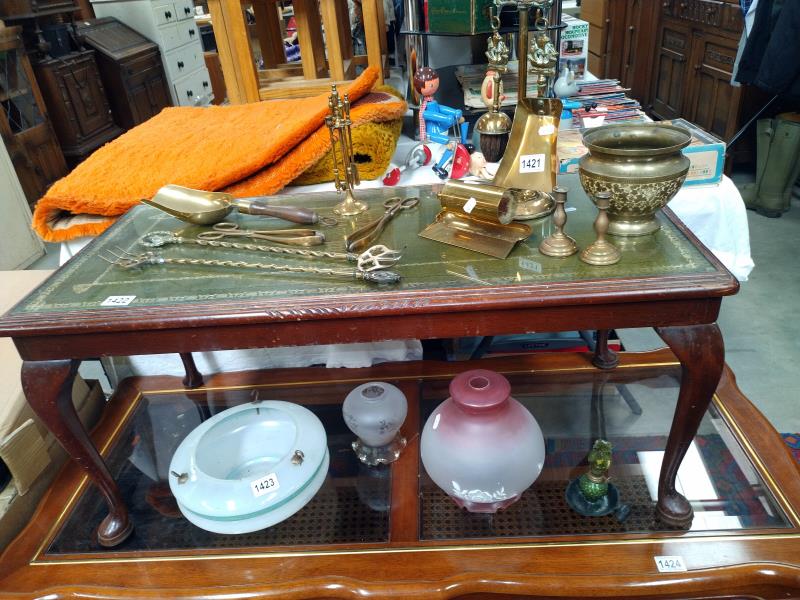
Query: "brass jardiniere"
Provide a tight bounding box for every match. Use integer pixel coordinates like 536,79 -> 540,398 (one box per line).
578,124 -> 691,236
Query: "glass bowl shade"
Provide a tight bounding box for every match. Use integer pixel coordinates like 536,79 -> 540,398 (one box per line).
420,369 -> 546,513
169,400 -> 328,533
343,382 -> 407,447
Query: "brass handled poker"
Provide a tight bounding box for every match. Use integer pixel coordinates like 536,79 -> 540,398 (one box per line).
101,248 -> 401,284
138,231 -> 402,272
326,84 -> 367,217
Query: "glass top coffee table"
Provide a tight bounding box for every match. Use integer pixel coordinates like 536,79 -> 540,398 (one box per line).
1,351 -> 799,598
0,175 -> 738,547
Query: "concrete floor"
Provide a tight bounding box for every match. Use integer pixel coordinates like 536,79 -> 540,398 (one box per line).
619,194 -> 800,433
28,191 -> 800,433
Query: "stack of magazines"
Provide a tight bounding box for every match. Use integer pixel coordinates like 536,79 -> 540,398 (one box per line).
456,63 -> 647,127
568,80 -> 647,127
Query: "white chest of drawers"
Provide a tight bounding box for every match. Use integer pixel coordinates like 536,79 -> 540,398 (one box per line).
90,0 -> 213,106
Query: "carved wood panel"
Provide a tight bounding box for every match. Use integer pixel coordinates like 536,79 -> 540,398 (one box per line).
686,33 -> 742,141
649,21 -> 690,119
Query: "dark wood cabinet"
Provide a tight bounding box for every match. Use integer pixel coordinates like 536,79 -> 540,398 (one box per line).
648,0 -> 747,145
1,0 -> 78,19
75,18 -> 171,130
0,24 -> 67,205
33,49 -> 122,164
650,20 -> 692,122
685,32 -> 743,140
582,0 -> 659,107
618,0 -> 659,106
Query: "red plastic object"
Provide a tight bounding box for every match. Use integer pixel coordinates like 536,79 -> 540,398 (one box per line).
382,167 -> 401,186
450,144 -> 471,179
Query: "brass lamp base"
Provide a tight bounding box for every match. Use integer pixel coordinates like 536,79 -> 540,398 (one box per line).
513,190 -> 555,220
333,192 -> 368,216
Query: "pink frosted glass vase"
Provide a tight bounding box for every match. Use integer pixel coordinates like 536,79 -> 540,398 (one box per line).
420,369 -> 546,513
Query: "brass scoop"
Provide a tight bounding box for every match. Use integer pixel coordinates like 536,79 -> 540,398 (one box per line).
143,184 -> 334,226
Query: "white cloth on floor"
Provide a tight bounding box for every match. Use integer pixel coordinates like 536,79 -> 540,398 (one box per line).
103,340 -> 423,385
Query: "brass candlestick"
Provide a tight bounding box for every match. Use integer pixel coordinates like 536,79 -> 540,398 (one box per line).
326,84 -> 366,216
539,186 -> 578,257
580,191 -> 621,266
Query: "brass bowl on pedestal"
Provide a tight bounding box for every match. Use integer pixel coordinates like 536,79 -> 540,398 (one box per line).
578,124 -> 691,236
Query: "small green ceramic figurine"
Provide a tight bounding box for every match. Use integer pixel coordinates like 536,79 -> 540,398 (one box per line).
578,439 -> 613,502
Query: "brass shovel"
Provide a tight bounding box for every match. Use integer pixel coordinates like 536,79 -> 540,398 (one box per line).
143,184 -> 327,226
491,1 -> 561,219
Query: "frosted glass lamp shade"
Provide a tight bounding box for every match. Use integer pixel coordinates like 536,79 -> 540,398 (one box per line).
343,382 -> 408,465
420,369 -> 546,513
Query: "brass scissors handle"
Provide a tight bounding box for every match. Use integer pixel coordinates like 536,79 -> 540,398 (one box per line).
383,196 -> 420,213
197,222 -> 324,246
346,196 -> 419,253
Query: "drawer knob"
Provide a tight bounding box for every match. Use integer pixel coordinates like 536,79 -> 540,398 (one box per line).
166,10 -> 172,18
187,90 -> 193,97
178,61 -> 184,68
189,29 -> 195,36
202,81 -> 209,87
184,6 -> 191,14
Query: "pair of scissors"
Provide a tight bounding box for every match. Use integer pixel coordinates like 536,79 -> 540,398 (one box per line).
196,222 -> 326,247
345,196 -> 420,253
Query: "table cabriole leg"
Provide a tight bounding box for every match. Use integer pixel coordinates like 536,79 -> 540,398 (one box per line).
179,352 -> 204,388
654,323 -> 724,526
21,359 -> 133,547
592,329 -> 619,369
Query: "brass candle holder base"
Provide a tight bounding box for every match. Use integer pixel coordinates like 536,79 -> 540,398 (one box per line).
579,241 -> 621,266
580,191 -> 621,266
333,191 -> 368,216
539,186 -> 577,257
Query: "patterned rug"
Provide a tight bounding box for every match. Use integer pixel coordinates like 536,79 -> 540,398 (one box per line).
783,434 -> 800,464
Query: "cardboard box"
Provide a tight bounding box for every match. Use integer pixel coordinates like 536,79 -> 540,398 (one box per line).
664,118 -> 726,186
559,15 -> 589,80
0,269 -> 106,550
426,0 -> 494,34
558,119 -> 726,186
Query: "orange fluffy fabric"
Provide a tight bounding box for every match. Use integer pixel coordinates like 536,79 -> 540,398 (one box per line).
33,68 -> 380,242
225,90 -> 406,196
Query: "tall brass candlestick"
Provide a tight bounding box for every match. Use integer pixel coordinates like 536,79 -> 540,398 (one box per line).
326,84 -> 367,216
539,186 -> 578,257
580,191 -> 621,266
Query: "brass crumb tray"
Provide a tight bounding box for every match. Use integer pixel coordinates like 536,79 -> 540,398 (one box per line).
418,209 -> 532,259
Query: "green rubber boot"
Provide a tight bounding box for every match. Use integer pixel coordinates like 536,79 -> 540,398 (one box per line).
755,116 -> 800,217
740,118 -> 772,208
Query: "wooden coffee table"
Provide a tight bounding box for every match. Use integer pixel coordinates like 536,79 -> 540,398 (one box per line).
1,350 -> 799,598
0,176 -> 737,549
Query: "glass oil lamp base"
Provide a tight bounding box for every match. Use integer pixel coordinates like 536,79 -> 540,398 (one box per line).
333,192 -> 368,216
565,479 -> 630,521
352,433 -> 407,466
